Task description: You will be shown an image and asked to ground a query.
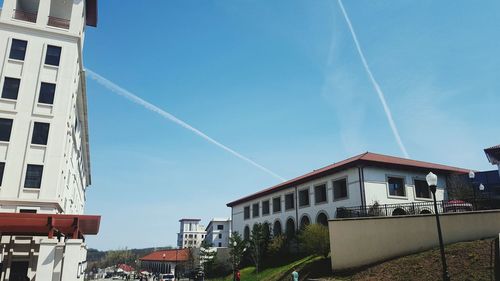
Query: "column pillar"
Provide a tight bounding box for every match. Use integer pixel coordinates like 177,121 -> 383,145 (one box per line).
35,238 -> 58,281
60,239 -> 83,281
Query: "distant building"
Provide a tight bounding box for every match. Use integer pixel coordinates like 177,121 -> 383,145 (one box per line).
177,219 -> 206,248
227,152 -> 469,239
139,248 -> 190,276
204,218 -> 231,248
485,144 -> 500,175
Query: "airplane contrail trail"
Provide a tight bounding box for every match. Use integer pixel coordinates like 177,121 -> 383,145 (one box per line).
85,69 -> 286,182
337,0 -> 410,159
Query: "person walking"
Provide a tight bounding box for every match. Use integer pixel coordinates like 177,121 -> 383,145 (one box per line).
291,268 -> 299,281
235,269 -> 241,281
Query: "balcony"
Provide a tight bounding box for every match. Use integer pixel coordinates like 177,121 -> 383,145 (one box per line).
48,16 -> 70,29
13,9 -> 37,23
336,197 -> 500,218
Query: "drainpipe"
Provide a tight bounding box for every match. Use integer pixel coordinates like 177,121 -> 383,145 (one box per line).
358,166 -> 366,208
294,186 -> 299,230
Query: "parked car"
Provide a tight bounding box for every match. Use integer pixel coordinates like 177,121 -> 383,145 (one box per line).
160,273 -> 175,281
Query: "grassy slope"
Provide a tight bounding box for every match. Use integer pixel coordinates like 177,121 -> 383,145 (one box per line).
329,239 -> 495,281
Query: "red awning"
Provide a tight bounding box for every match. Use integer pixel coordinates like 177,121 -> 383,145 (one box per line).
0,212 -> 100,238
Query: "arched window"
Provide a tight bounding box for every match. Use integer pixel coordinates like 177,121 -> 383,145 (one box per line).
263,222 -> 271,238
244,225 -> 250,240
316,212 -> 328,226
273,220 -> 282,236
286,218 -> 295,238
300,215 -> 310,230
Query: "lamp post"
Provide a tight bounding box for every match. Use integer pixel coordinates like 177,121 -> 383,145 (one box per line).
232,241 -> 237,281
162,253 -> 166,275
426,172 -> 450,281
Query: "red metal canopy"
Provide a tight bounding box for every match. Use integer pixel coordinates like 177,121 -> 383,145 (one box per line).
0,212 -> 100,238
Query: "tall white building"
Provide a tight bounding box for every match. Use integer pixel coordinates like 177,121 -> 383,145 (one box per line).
204,218 -> 231,248
177,219 -> 206,248
0,0 -> 100,280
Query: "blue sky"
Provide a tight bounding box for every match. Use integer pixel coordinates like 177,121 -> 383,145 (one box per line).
75,0 -> 500,250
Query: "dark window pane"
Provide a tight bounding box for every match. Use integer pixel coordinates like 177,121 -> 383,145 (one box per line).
299,189 -> 309,206
252,203 -> 259,218
244,206 -> 250,220
217,225 -> 223,230
20,209 -> 37,213
315,184 -> 327,203
273,197 -> 281,213
38,82 -> 56,104
333,179 -> 348,199
0,162 -> 4,186
45,45 -> 61,66
285,193 -> 294,210
24,164 -> 43,189
2,77 -> 20,100
388,177 -> 406,197
31,122 -> 50,145
415,179 -> 431,199
262,200 -> 270,215
10,39 -> 27,61
0,119 -> 13,142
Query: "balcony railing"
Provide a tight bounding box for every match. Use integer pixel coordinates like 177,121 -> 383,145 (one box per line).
336,197 -> 500,219
48,16 -> 70,29
13,9 -> 37,23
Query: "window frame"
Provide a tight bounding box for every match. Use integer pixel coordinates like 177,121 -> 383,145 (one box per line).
31,122 -> 50,146
272,196 -> 281,213
44,45 -> 62,66
38,82 -> 56,105
243,206 -> 250,220
332,177 -> 349,201
314,183 -> 328,204
413,177 -> 432,200
262,200 -> 270,216
0,162 -> 5,186
1,77 -> 21,100
386,175 -> 407,199
298,187 -> 310,208
0,118 -> 13,142
284,192 -> 295,211
9,39 -> 28,61
252,202 -> 260,218
24,164 -> 44,189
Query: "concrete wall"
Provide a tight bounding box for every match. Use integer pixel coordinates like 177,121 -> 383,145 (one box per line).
329,210 -> 500,271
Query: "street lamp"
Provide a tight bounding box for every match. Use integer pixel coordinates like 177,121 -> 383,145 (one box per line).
426,172 -> 450,281
232,241 -> 237,281
162,253 -> 166,274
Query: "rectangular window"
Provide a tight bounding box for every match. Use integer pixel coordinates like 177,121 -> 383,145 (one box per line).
19,209 -> 37,213
252,203 -> 259,218
388,176 -> 406,197
218,242 -> 222,247
285,193 -> 294,210
217,225 -> 224,230
31,122 -> 50,145
218,234 -> 222,239
45,45 -> 61,66
333,178 -> 348,200
2,77 -> 21,100
272,197 -> 281,213
314,184 -> 327,203
0,162 -> 4,186
0,118 -> 13,142
38,82 -> 56,104
262,200 -> 270,215
244,206 -> 250,220
299,189 -> 310,207
10,39 -> 28,61
24,164 -> 43,189
414,179 -> 431,199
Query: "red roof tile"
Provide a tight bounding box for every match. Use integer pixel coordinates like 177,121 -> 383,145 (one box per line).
226,152 -> 469,207
139,249 -> 190,262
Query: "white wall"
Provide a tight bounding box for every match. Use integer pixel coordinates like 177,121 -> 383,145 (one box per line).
205,219 -> 231,248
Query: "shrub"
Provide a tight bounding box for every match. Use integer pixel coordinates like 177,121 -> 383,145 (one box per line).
298,224 -> 330,257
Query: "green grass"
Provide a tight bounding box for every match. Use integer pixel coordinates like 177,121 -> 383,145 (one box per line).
208,255 -> 324,281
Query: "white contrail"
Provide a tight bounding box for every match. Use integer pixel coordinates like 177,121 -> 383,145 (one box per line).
337,0 -> 410,159
85,69 -> 286,182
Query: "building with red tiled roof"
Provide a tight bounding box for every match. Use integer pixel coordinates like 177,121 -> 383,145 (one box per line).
227,152 -> 469,240
139,248 -> 190,275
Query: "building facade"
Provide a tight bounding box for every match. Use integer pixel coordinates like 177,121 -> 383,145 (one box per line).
227,152 -> 469,239
485,145 -> 500,175
0,0 -> 99,280
204,218 -> 231,248
140,249 -> 190,277
177,219 -> 206,248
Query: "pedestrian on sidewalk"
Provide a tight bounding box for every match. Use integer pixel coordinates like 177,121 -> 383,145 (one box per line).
291,268 -> 299,281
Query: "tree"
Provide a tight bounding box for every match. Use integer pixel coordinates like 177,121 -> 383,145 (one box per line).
447,174 -> 473,199
267,234 -> 287,257
298,224 -> 330,257
199,241 -> 217,277
229,232 -> 246,270
249,223 -> 267,273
